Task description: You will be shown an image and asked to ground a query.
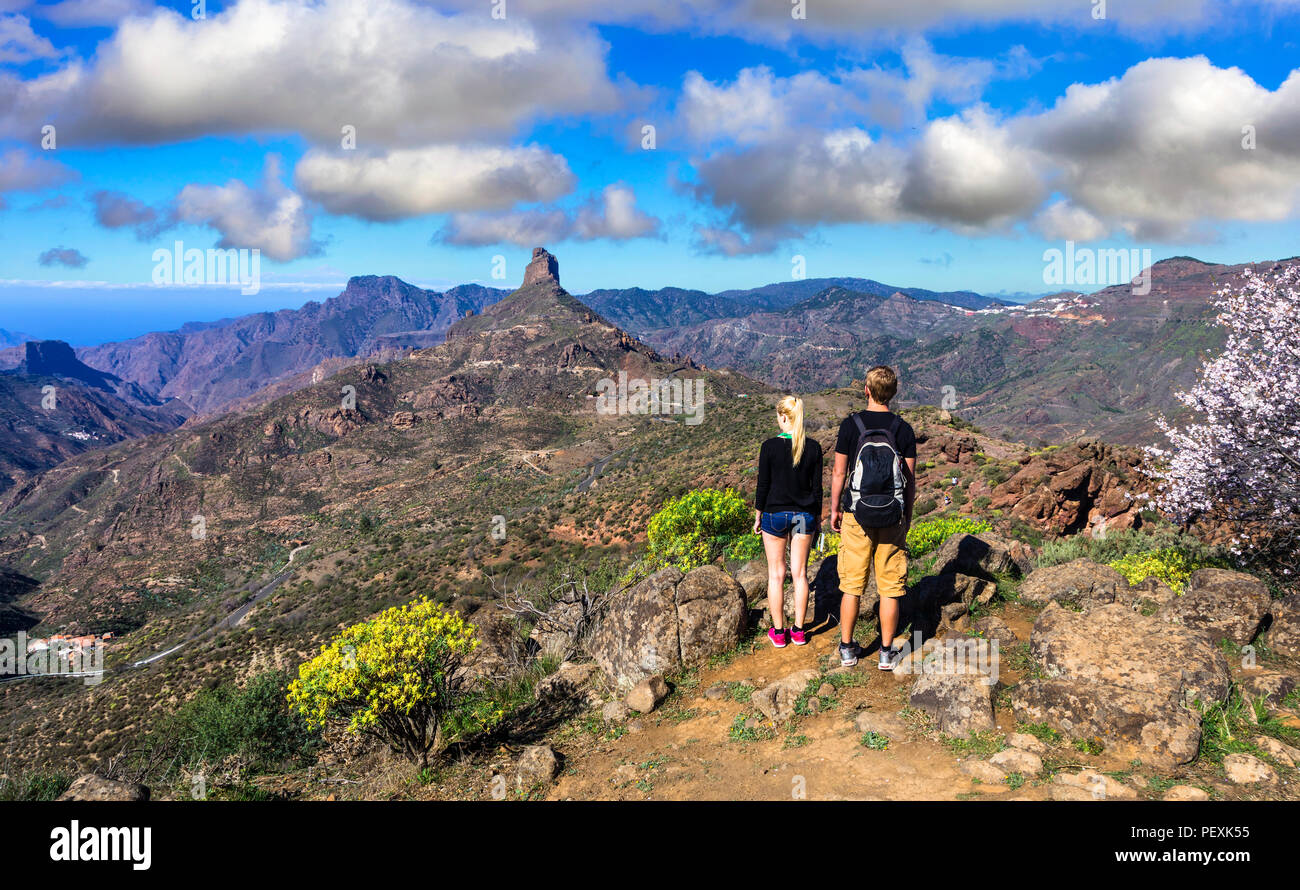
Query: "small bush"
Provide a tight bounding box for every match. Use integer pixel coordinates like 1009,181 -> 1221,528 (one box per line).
288,598 -> 499,767
907,517 -> 992,558
1038,527 -> 1230,593
1109,548 -> 1228,594
646,488 -> 752,572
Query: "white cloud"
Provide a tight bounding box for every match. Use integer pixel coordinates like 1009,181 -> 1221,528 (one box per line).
899,108 -> 1047,227
0,13 -> 58,64
294,145 -> 575,222
574,184 -> 661,239
1021,56 -> 1300,240
175,156 -> 319,261
688,56 -> 1300,246
440,184 -> 661,246
678,43 -> 1032,145
0,0 -> 621,147
1032,201 -> 1111,241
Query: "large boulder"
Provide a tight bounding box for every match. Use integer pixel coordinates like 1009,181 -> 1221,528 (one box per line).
676,566 -> 749,665
1010,602 -> 1231,768
1268,594 -> 1300,658
58,775 -> 149,802
1018,559 -> 1130,608
732,560 -> 768,605
585,565 -> 746,689
931,533 -> 1028,579
907,639 -> 997,738
1161,568 -> 1271,647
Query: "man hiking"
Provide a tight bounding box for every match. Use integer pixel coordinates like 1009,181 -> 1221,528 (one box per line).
829,366 -> 917,669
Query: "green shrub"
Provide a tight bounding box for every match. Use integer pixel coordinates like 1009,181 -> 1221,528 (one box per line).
647,488 -> 753,572
907,517 -> 992,557
126,670 -> 318,790
0,771 -> 72,801
1109,547 -> 1228,594
288,598 -> 497,767
1038,527 -> 1230,592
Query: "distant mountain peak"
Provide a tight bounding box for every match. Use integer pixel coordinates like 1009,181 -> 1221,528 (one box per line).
523,247 -> 560,287
19,340 -> 117,391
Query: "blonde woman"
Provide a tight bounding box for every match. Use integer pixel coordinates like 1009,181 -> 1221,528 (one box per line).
753,396 -> 824,647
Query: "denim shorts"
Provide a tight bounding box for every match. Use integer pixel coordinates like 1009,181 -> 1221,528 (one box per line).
760,510 -> 819,537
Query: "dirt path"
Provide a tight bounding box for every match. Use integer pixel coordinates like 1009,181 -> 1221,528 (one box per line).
550,606 -> 1134,801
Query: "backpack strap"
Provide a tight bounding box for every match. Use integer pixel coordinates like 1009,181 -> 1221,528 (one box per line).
851,411 -> 868,440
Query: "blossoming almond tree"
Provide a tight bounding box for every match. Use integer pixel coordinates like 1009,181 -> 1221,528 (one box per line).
1148,262 -> 1300,584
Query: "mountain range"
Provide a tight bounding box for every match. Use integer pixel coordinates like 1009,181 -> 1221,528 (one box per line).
0,248 -> 1159,778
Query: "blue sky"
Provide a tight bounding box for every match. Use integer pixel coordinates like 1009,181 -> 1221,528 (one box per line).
2,0 -> 1300,344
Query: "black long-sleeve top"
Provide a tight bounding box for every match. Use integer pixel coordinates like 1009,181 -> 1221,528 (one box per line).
755,435 -> 824,515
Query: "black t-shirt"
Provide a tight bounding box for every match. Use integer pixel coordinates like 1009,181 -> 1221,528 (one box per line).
834,410 -> 917,460
755,436 -> 824,514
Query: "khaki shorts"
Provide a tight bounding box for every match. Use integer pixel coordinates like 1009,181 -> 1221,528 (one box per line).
838,516 -> 908,599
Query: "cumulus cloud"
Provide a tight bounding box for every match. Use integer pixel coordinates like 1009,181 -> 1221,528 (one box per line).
0,0 -> 621,147
294,145 -> 575,222
38,246 -> 89,268
1021,56 -> 1300,240
439,184 -> 661,246
0,13 -> 58,64
688,56 -> 1300,247
1032,201 -> 1111,242
678,42 -> 1032,146
175,156 -> 319,261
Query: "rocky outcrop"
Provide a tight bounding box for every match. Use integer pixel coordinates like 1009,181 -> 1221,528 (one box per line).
931,532 -> 1029,579
1160,568 -> 1271,646
1010,602 -> 1231,768
988,442 -> 1146,535
1017,559 -> 1130,608
1268,594 -> 1300,658
585,565 -> 746,689
523,247 -> 560,287
57,774 -> 149,801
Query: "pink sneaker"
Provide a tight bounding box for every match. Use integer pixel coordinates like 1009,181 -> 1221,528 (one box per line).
789,627 -> 807,646
767,627 -> 788,648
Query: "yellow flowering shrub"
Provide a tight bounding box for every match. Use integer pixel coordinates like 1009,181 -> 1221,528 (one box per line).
287,597 -> 498,767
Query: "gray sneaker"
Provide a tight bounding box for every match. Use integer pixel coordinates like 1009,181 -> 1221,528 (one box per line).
839,641 -> 863,667
878,644 -> 900,671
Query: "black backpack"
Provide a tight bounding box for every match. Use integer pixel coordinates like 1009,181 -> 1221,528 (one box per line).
841,412 -> 907,528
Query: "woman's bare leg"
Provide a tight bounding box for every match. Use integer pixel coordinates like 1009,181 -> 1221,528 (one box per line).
789,532 -> 813,628
762,530 -> 788,629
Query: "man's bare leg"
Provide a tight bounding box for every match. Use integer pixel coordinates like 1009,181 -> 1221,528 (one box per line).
879,596 -> 899,650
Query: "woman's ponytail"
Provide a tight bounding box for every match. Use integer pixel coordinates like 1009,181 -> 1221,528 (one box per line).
777,396 -> 805,466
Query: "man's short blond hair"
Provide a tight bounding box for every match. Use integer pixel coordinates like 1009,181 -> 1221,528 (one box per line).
865,365 -> 899,404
